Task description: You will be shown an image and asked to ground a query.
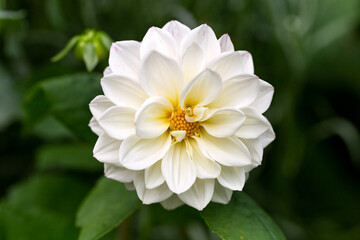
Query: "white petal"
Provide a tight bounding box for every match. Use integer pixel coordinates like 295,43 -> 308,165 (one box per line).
211,181 -> 233,204
140,51 -> 184,107
208,74 -> 260,109
98,106 -> 136,140
201,108 -> 245,138
160,194 -> 184,210
162,20 -> 191,47
101,74 -> 148,109
89,117 -> 103,136
93,133 -> 122,165
178,179 -> 215,211
124,182 -> 135,190
145,160 -> 165,189
104,163 -> 135,183
89,95 -> 114,121
135,97 -> 173,139
180,24 -> 221,63
188,138 -> 221,179
120,133 -> 171,170
242,138 -> 263,166
134,172 -> 172,204
218,166 -> 246,191
140,27 -> 177,60
171,130 -> 186,142
218,34 -> 234,53
258,125 -> 275,148
181,43 -> 206,83
162,141 -> 196,194
103,66 -> 112,76
109,41 -> 140,79
249,79 -> 274,114
207,51 -> 254,81
235,107 -> 271,139
180,69 -> 222,109
198,129 -> 251,167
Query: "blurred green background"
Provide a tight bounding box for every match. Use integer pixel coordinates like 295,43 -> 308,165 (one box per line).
0,0 -> 359,239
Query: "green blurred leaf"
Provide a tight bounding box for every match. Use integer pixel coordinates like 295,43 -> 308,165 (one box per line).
0,174 -> 90,240
36,143 -> 102,172
83,42 -> 99,72
23,72 -> 102,142
76,177 -> 141,240
51,36 -> 79,62
202,192 -> 286,240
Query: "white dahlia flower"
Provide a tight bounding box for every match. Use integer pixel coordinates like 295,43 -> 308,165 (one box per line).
89,20 -> 275,210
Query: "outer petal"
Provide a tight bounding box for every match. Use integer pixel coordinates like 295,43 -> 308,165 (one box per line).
89,95 -> 114,120
208,74 -> 260,109
235,107 -> 271,139
93,133 -> 122,165
145,160 -> 165,189
178,179 -> 215,211
109,41 -> 141,79
249,79 -> 274,114
162,20 -> 191,47
218,34 -> 234,53
198,129 -> 251,167
242,138 -> 263,166
120,132 -> 171,170
211,181 -> 233,204
207,51 -> 254,81
162,141 -> 196,194
140,51 -> 184,107
258,125 -> 275,148
101,74 -> 148,109
180,24 -> 221,63
218,166 -> 246,191
98,106 -> 136,140
140,27 -> 177,60
181,43 -> 206,83
104,163 -> 135,183
135,97 -> 173,139
201,108 -> 245,138
188,138 -> 221,179
160,194 -> 184,210
89,117 -> 103,136
134,172 -> 173,204
180,69 -> 222,109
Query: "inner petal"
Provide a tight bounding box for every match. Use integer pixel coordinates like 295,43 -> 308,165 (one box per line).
169,108 -> 200,137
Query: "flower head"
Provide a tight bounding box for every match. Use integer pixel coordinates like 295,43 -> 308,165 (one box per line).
89,20 -> 275,210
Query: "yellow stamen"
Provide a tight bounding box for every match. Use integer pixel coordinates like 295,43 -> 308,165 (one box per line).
169,108 -> 200,137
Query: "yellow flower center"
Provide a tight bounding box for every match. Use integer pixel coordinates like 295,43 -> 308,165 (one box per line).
169,108 -> 200,136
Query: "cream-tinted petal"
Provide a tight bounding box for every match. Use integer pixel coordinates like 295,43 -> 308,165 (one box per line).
89,117 -> 103,136
218,34 -> 234,53
218,166 -> 246,191
140,27 -> 177,60
207,51 -> 254,81
89,95 -> 114,121
180,69 -> 222,109
208,74 -> 260,109
162,141 -> 196,194
198,129 -> 251,167
249,79 -> 274,114
93,133 -> 122,165
211,180 -> 233,204
101,74 -> 148,108
104,163 -> 135,183
181,43 -> 206,83
160,194 -> 184,210
201,108 -> 245,138
120,132 -> 171,170
178,179 -> 215,211
98,106 -> 136,140
235,107 -> 271,139
140,51 -> 184,107
109,41 -> 141,79
145,160 -> 165,189
135,97 -> 173,139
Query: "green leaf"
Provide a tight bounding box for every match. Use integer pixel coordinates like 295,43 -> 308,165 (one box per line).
23,72 -> 102,142
77,177 -> 141,240
51,36 -> 79,62
0,174 -> 91,240
36,143 -> 102,172
202,192 -> 286,240
83,42 -> 99,72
